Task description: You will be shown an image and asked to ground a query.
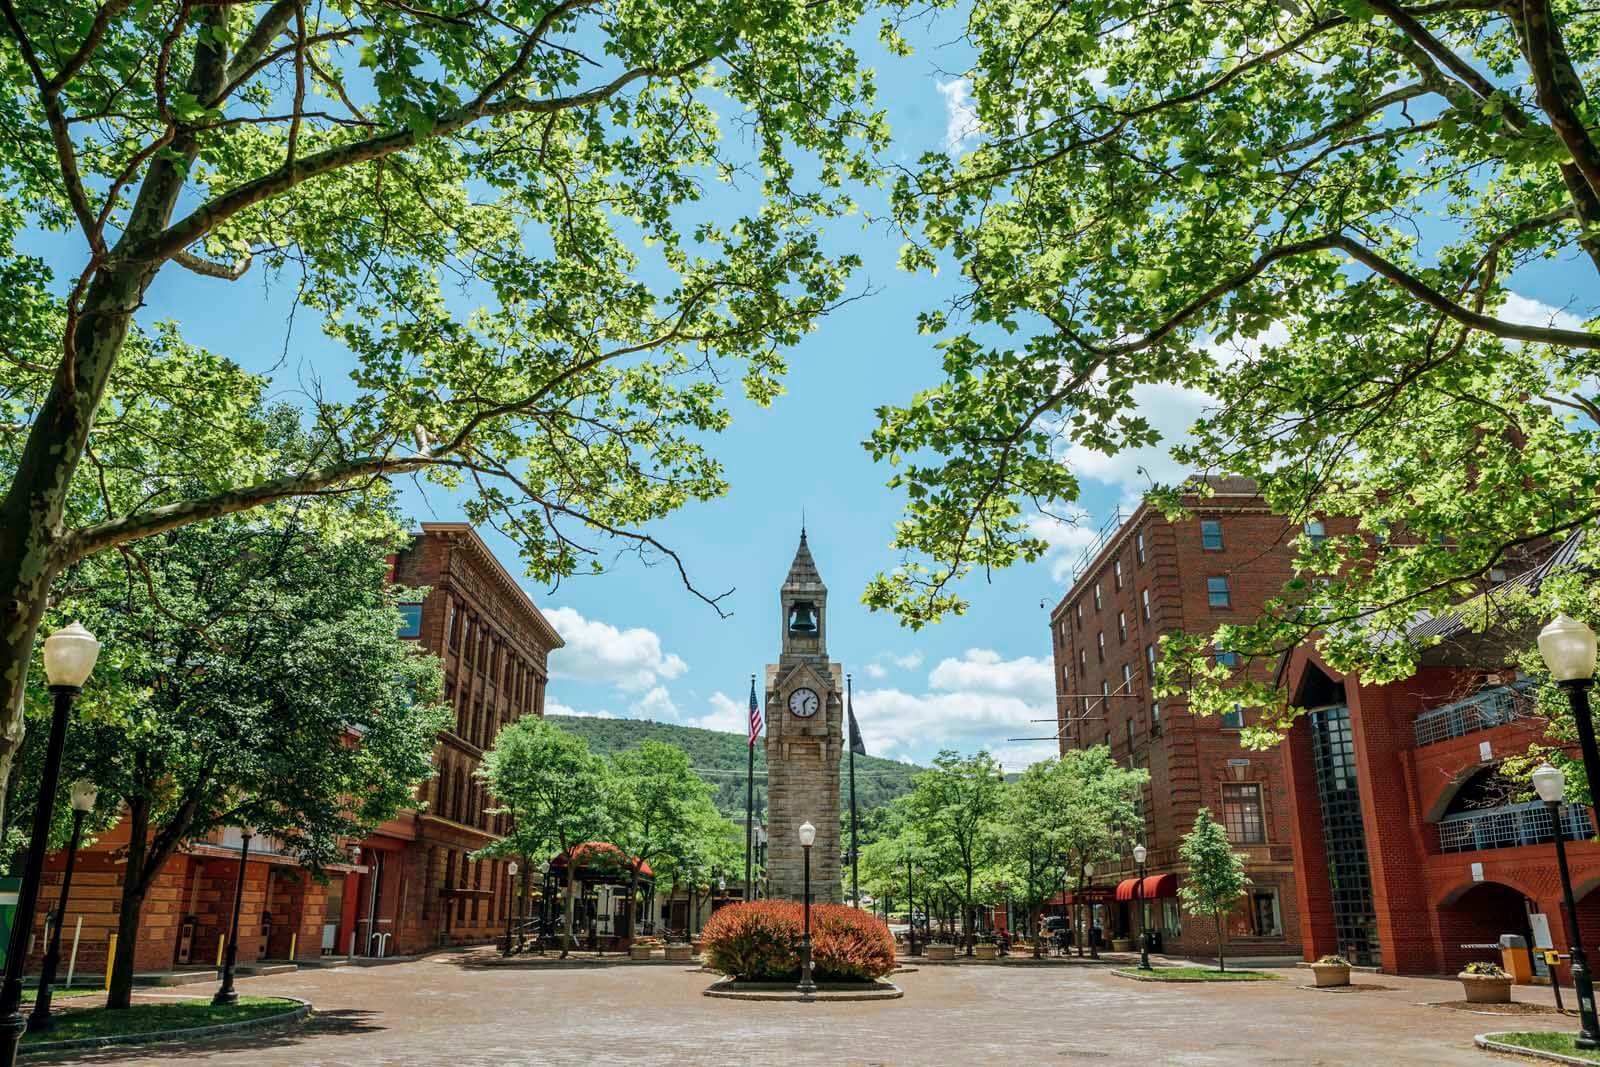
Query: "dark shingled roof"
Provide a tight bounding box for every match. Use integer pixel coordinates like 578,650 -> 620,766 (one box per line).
1407,529 -> 1589,643
783,529 -> 824,589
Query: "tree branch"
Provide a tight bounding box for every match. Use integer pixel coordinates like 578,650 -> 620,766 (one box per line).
172,249 -> 253,280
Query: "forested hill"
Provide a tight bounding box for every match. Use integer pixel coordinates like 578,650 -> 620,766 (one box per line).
546,715 -> 923,818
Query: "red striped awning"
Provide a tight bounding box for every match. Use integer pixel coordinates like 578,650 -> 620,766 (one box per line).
1114,877 -> 1141,902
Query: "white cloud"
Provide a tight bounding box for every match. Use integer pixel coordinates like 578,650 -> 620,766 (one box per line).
888,651 -> 924,670
631,685 -> 679,720
546,700 -> 615,719
1500,291 -> 1587,333
687,691 -> 748,734
937,78 -> 980,151
864,650 -> 926,680
928,648 -> 1055,704
544,606 -> 688,693
843,649 -> 1063,769
864,662 -> 888,680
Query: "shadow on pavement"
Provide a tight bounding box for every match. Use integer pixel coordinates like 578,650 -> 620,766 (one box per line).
22,1008 -> 384,1064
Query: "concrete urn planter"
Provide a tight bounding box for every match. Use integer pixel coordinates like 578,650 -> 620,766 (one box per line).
629,945 -> 657,961
974,943 -> 998,960
1459,973 -> 1513,1004
665,944 -> 695,961
1111,938 -> 1134,953
1311,962 -> 1351,988
926,944 -> 956,961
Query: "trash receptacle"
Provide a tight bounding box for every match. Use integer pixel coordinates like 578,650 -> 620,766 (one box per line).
1500,934 -> 1533,984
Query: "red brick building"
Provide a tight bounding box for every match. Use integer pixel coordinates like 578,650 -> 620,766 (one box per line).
28,522 -> 562,978
1048,478 -> 1353,959
1279,537 -> 1600,976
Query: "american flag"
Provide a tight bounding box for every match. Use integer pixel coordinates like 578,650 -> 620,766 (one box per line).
748,675 -> 763,747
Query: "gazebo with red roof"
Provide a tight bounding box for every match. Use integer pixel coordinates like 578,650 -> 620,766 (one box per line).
541,842 -> 655,949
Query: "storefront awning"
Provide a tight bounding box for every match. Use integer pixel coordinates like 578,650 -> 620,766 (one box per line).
1114,878 -> 1140,902
1141,873 -> 1178,899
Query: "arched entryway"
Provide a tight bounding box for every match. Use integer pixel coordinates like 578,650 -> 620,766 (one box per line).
1436,881 -> 1539,976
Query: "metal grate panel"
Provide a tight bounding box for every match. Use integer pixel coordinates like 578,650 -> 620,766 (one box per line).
1413,682 -> 1534,747
1310,704 -> 1380,967
1437,801 -> 1597,854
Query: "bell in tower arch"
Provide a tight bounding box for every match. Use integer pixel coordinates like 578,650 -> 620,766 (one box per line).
788,601 -> 818,635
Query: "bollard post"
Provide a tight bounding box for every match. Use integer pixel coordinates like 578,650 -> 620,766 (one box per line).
65,919 -> 81,992
104,934 -> 116,992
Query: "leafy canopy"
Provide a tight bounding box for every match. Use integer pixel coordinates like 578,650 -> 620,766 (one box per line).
868,0 -> 1600,738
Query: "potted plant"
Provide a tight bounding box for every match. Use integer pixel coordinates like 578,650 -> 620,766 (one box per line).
974,940 -> 998,960
1458,961 -> 1513,1004
1310,954 -> 1352,988
629,937 -> 663,961
664,941 -> 695,961
926,937 -> 956,961
1111,936 -> 1134,952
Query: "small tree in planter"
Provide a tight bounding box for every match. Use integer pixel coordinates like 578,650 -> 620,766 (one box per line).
1311,954 -> 1352,988
1459,961 -> 1514,1004
1177,809 -> 1250,973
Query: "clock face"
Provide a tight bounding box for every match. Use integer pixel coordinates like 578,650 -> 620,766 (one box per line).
788,687 -> 820,718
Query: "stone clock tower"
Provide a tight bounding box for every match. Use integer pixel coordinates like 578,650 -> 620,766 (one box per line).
764,530 -> 843,904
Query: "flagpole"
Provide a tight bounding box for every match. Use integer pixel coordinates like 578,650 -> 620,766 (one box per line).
848,673 -> 859,910
745,674 -> 756,902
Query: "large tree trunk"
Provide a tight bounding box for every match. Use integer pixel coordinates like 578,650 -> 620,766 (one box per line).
1216,913 -> 1226,973
106,801 -> 152,1010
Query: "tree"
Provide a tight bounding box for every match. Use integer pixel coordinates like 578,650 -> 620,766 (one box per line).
476,716 -> 609,957
654,802 -> 742,937
1178,809 -> 1250,973
867,0 -> 1600,736
999,758 -> 1076,957
904,750 -> 1004,955
1044,747 -> 1146,958
47,507 -> 445,1008
607,740 -> 717,941
0,0 -> 886,821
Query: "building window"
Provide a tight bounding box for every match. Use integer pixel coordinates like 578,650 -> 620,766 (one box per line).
1305,519 -> 1326,546
1250,888 -> 1282,937
1094,583 -> 1103,611
1096,631 -> 1105,661
1222,703 -> 1245,729
1215,650 -> 1239,668
1079,649 -> 1087,673
1207,576 -> 1231,608
1114,559 -> 1123,590
1122,663 -> 1132,689
1146,644 -> 1156,673
1136,531 -> 1146,565
1151,702 -> 1162,734
398,603 -> 423,639
1141,588 -> 1151,621
447,604 -> 461,649
1117,611 -> 1127,643
1162,898 -> 1183,938
1101,680 -> 1110,698
1075,601 -> 1083,627
1126,719 -> 1136,752
1222,783 -> 1265,843
1201,519 -> 1224,550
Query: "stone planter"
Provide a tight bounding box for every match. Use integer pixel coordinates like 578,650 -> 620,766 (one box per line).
926,944 -> 956,961
1311,963 -> 1351,988
1459,973 -> 1513,1004
692,940 -> 704,955
974,943 -> 998,960
629,945 -> 657,961
665,944 -> 695,961
1111,938 -> 1134,953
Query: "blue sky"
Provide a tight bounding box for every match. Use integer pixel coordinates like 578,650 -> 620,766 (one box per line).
25,13 -> 1592,769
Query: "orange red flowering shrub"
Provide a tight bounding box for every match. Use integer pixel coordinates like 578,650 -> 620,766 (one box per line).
701,901 -> 895,981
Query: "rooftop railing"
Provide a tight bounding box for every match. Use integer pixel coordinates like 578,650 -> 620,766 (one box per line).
1413,682 -> 1534,748
1436,800 -> 1595,854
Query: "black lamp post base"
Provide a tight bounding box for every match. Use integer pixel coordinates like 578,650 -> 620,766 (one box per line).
211,987 -> 239,1007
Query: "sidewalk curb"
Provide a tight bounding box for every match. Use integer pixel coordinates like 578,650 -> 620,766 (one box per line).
19,997 -> 311,1057
1475,1032 -> 1599,1065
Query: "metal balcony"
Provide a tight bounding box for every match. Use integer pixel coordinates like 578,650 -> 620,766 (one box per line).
1413,682 -> 1534,748
1436,800 -> 1596,854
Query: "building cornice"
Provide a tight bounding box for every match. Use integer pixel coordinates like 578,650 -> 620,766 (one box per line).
421,522 -> 565,652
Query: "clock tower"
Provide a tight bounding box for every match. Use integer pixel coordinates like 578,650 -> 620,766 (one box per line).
764,529 -> 843,904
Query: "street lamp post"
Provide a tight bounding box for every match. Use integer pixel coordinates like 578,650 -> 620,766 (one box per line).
537,861 -> 550,953
1534,763 -> 1600,1049
504,861 -> 519,958
905,856 -> 918,957
212,825 -> 255,1007
26,780 -> 97,1033
0,622 -> 99,1067
798,821 -> 817,995
1133,843 -> 1151,971
1540,615 -> 1600,813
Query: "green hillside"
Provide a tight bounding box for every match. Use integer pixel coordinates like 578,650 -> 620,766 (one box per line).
546,715 -> 923,819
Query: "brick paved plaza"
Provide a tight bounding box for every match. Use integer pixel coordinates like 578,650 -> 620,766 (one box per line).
29,951 -> 1584,1066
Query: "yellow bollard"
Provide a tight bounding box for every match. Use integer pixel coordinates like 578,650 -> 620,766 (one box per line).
289,933 -> 297,961
216,935 -> 226,967
104,933 -> 116,991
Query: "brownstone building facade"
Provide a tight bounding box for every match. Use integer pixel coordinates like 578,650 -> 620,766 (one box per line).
1048,478 -> 1352,959
26,522 -> 562,979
